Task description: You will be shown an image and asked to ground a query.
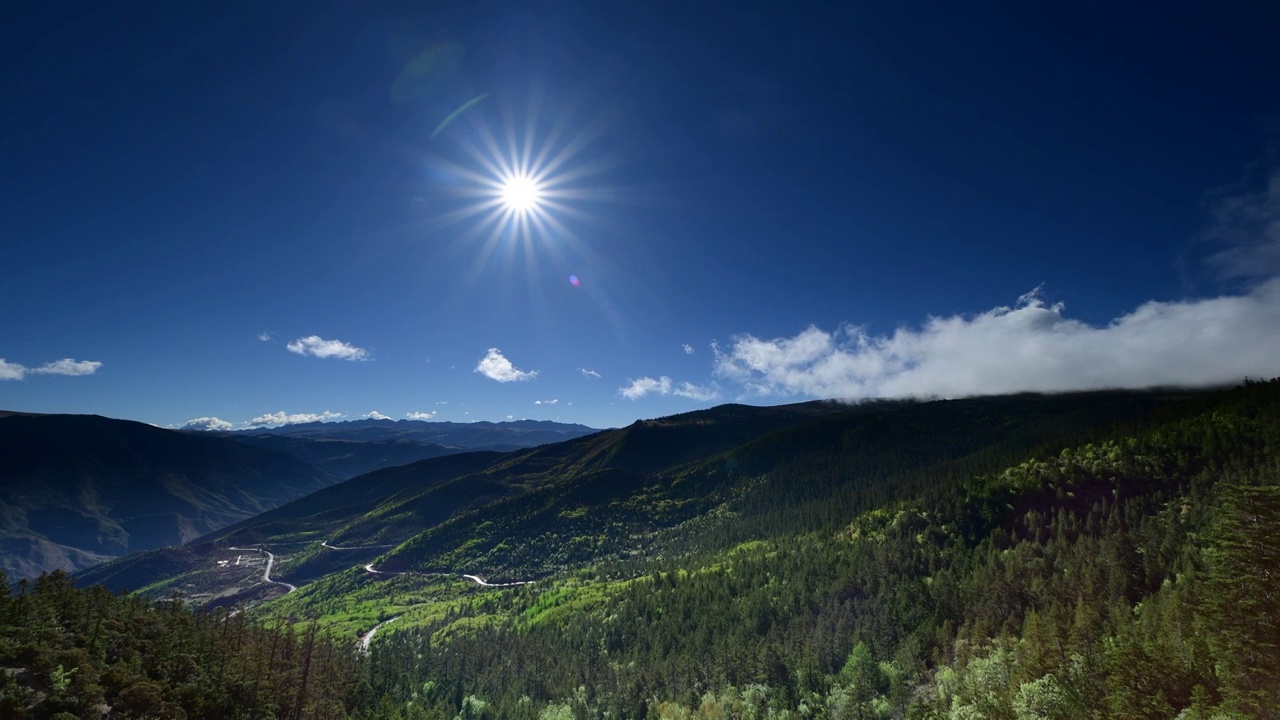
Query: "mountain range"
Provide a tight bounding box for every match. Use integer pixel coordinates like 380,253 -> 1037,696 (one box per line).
0,412 -> 598,580
12,383 -> 1280,717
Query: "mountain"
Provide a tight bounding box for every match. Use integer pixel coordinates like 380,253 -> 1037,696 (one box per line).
83,391 -> 1180,594
227,417 -> 599,450
0,413 -> 336,580
50,383 -> 1280,717
219,434 -> 463,481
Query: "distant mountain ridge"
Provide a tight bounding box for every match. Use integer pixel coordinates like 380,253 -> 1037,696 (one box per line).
222,417 -> 599,450
0,413 -> 337,580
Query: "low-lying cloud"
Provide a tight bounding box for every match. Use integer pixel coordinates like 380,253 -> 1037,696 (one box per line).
286,335 -> 369,361
475,348 -> 537,382
714,280 -> 1280,400
0,357 -> 102,380
363,410 -> 391,420
244,410 -> 343,428
406,411 -> 437,420
181,416 -> 234,431
619,376 -> 719,401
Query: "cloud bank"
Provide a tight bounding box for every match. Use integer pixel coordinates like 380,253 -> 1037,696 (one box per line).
619,376 -> 719,401
0,357 -> 102,380
286,335 -> 369,361
475,348 -> 537,382
714,280 -> 1280,400
244,410 -> 343,428
406,411 -> 437,420
181,416 -> 234,431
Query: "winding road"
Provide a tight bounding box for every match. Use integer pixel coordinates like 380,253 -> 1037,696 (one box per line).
357,616 -> 400,653
321,540 -> 397,551
461,573 -> 534,588
358,561 -> 531,587
229,547 -> 298,593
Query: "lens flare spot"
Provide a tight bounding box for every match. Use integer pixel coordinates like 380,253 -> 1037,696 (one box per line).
569,275 -> 580,287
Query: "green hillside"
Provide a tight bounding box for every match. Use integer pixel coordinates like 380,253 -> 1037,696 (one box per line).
19,383 -> 1280,718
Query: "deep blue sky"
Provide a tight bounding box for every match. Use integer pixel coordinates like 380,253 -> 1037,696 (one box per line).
4,2 -> 1279,429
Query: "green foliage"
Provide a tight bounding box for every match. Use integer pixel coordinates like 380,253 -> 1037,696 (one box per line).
0,571 -> 363,718
346,382 -> 1280,719
10,382 -> 1278,719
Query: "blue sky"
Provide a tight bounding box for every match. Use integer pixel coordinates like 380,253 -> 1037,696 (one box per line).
3,2 -> 1279,430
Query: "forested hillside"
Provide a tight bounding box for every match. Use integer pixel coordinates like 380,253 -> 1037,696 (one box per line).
0,571 -> 362,719
7,383 -> 1279,718
338,381 -> 1280,719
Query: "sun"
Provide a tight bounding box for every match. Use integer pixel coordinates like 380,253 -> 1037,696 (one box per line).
500,174 -> 542,213
423,96 -> 616,282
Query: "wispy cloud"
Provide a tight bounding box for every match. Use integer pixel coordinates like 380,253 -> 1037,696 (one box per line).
244,410 -> 343,428
475,348 -> 537,382
683,344 -> 695,355
1205,169 -> 1280,280
286,335 -> 370,361
406,411 -> 437,420
257,331 -> 274,342
31,359 -> 102,376
0,357 -> 102,380
534,399 -> 559,405
618,376 -> 719,401
363,410 -> 391,420
580,368 -> 602,379
714,281 -> 1280,400
181,416 -> 234,431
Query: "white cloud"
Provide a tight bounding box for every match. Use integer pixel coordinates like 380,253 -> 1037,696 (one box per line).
0,360 -> 26,381
286,335 -> 370,361
506,414 -> 514,420
475,348 -> 537,382
406,411 -> 437,420
31,358 -> 102,376
257,332 -> 273,342
714,281 -> 1280,400
1,357 -> 102,380
580,368 -> 602,379
244,410 -> 343,428
363,410 -> 391,420
683,344 -> 695,354
1205,170 -> 1280,280
618,376 -> 720,401
534,399 -> 559,405
181,416 -> 234,431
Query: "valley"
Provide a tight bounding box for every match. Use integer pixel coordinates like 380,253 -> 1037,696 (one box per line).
25,383 -> 1276,718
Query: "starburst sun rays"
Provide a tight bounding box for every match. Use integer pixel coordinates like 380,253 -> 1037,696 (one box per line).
426,100 -> 617,283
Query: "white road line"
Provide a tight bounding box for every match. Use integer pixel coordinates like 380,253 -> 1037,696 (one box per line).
229,547 -> 297,593
357,616 -> 400,652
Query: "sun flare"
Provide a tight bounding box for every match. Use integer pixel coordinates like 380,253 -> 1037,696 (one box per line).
500,174 -> 542,213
